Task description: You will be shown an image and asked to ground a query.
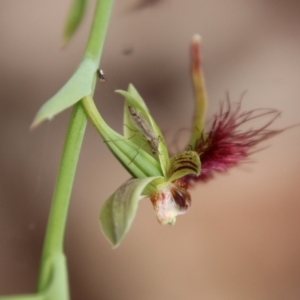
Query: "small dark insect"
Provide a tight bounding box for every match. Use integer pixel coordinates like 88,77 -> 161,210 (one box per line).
97,69 -> 106,83
103,106 -> 161,165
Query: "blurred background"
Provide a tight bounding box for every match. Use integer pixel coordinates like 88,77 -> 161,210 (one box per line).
1,0 -> 300,299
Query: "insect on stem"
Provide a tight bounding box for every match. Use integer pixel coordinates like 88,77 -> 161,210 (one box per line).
102,106 -> 162,165
97,69 -> 106,83
127,105 -> 161,155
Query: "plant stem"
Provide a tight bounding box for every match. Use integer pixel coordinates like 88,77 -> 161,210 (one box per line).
37,0 -> 114,295
85,0 -> 113,63
0,0 -> 114,299
37,103 -> 87,292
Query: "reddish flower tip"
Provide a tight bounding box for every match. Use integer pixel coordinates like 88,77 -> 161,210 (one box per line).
187,93 -> 286,183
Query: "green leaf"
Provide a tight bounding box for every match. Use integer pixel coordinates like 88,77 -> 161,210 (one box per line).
167,150 -> 201,182
31,57 -> 96,129
116,85 -> 170,177
63,0 -> 89,45
99,177 -> 162,247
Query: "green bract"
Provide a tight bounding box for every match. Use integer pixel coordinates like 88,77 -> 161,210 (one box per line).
31,58 -> 96,129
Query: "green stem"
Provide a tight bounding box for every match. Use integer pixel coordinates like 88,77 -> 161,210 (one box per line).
85,0 -> 113,63
37,0 -> 114,295
37,103 -> 87,292
0,1 -> 114,299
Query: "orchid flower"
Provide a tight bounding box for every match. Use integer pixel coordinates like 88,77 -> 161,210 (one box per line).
81,35 -> 285,248
82,84 -> 201,247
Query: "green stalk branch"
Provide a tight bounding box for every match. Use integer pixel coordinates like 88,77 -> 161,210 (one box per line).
0,1 -> 114,299
85,0 -> 113,62
33,0 -> 113,299
37,103 -> 87,293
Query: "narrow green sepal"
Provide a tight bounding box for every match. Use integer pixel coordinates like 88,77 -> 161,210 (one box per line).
81,96 -> 163,178
116,85 -> 170,177
187,35 -> 208,149
122,84 -> 152,151
100,177 -> 162,248
123,105 -> 149,156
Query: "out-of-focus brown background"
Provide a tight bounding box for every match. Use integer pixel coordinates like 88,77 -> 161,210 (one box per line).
1,0 -> 300,299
